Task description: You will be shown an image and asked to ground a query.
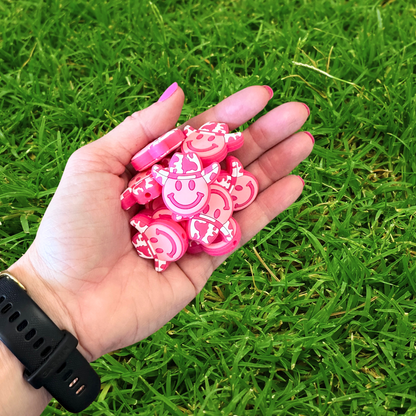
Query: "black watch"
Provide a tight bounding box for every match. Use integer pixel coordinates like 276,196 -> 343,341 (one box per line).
0,271 -> 101,413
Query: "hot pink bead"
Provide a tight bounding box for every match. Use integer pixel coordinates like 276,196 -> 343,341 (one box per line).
187,184 -> 234,247
121,170 -> 162,210
130,214 -> 188,272
215,156 -> 259,211
182,122 -> 244,166
152,152 -> 220,219
131,128 -> 185,172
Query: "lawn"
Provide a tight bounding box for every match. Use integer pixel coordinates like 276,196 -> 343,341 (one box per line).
1,0 -> 416,414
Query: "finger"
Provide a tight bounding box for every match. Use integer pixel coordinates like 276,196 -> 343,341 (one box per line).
176,175 -> 304,291
75,83 -> 185,175
232,102 -> 310,166
182,85 -> 273,131
246,131 -> 314,192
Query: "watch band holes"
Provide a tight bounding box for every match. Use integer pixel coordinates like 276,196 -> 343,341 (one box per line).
0,295 -> 5,304
69,377 -> 79,388
1,303 -> 12,314
56,362 -> 66,374
76,385 -> 85,395
25,328 -> 36,341
33,338 -> 44,349
9,311 -> 20,323
40,346 -> 52,358
63,370 -> 73,381
17,320 -> 28,332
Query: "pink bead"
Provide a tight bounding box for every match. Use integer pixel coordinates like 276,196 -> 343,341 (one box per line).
182,122 -> 244,166
215,156 -> 259,211
145,195 -> 166,211
120,170 -> 162,210
187,184 -> 234,247
131,128 -> 185,172
152,152 -> 220,219
131,214 -> 188,272
187,240 -> 204,254
202,217 -> 241,256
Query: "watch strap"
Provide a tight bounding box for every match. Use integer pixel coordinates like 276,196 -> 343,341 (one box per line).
0,272 -> 101,413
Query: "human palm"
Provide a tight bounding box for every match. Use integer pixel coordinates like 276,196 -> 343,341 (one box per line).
10,85 -> 313,362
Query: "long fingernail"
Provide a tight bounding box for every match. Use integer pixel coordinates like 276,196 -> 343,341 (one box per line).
298,176 -> 305,186
302,103 -> 310,116
158,82 -> 178,102
304,131 -> 315,144
263,85 -> 274,100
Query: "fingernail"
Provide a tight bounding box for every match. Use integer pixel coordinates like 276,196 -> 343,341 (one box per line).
158,82 -> 178,102
298,176 -> 305,187
302,103 -> 310,116
304,131 -> 315,144
263,85 -> 274,100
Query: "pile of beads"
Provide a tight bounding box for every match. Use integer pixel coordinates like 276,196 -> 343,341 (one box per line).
121,122 -> 259,272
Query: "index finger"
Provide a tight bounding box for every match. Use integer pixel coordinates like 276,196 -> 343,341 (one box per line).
182,85 -> 273,131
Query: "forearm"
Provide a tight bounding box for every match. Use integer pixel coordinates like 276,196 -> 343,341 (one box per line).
0,341 -> 51,416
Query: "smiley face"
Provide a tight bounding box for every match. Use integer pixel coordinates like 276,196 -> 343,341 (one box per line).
162,177 -> 210,217
183,132 -> 223,154
232,177 -> 258,210
182,131 -> 227,165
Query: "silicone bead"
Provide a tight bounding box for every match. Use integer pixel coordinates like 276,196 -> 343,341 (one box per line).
215,156 -> 259,211
187,240 -> 204,254
152,206 -> 174,220
130,214 -> 188,272
131,128 -> 185,172
182,122 -> 244,166
202,217 -> 241,256
187,184 -> 234,246
145,195 -> 166,211
121,170 -> 162,210
152,152 -> 220,220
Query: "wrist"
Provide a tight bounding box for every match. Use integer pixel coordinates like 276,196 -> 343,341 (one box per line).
6,252 -> 93,361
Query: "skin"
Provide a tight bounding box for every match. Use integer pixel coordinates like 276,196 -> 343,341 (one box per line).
0,85 -> 314,415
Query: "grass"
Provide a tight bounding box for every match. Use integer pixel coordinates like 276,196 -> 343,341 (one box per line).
1,0 -> 416,414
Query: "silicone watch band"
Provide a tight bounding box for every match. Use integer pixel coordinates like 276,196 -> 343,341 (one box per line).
0,272 -> 101,413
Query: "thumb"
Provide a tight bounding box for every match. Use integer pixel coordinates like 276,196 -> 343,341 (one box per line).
76,82 -> 185,174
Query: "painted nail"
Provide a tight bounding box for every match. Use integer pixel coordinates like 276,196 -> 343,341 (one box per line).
158,82 -> 178,102
304,131 -> 315,144
302,103 -> 310,116
298,176 -> 305,187
263,85 -> 274,100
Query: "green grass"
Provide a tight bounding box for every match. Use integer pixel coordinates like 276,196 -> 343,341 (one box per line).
1,0 -> 416,414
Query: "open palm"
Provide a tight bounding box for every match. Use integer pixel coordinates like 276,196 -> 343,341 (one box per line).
12,85 -> 313,362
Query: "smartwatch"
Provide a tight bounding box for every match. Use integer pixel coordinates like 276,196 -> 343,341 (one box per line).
0,271 -> 101,413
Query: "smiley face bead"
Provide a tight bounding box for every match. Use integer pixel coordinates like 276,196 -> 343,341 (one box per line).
152,152 -> 220,220
182,122 -> 244,166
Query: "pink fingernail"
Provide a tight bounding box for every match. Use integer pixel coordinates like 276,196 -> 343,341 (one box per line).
298,176 -> 305,186
263,85 -> 274,100
158,82 -> 178,102
304,131 -> 315,144
302,103 -> 310,116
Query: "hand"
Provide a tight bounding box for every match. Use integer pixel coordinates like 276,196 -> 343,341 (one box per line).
9,85 -> 313,363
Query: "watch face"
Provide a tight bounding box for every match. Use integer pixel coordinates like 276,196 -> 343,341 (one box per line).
0,272 -> 27,291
